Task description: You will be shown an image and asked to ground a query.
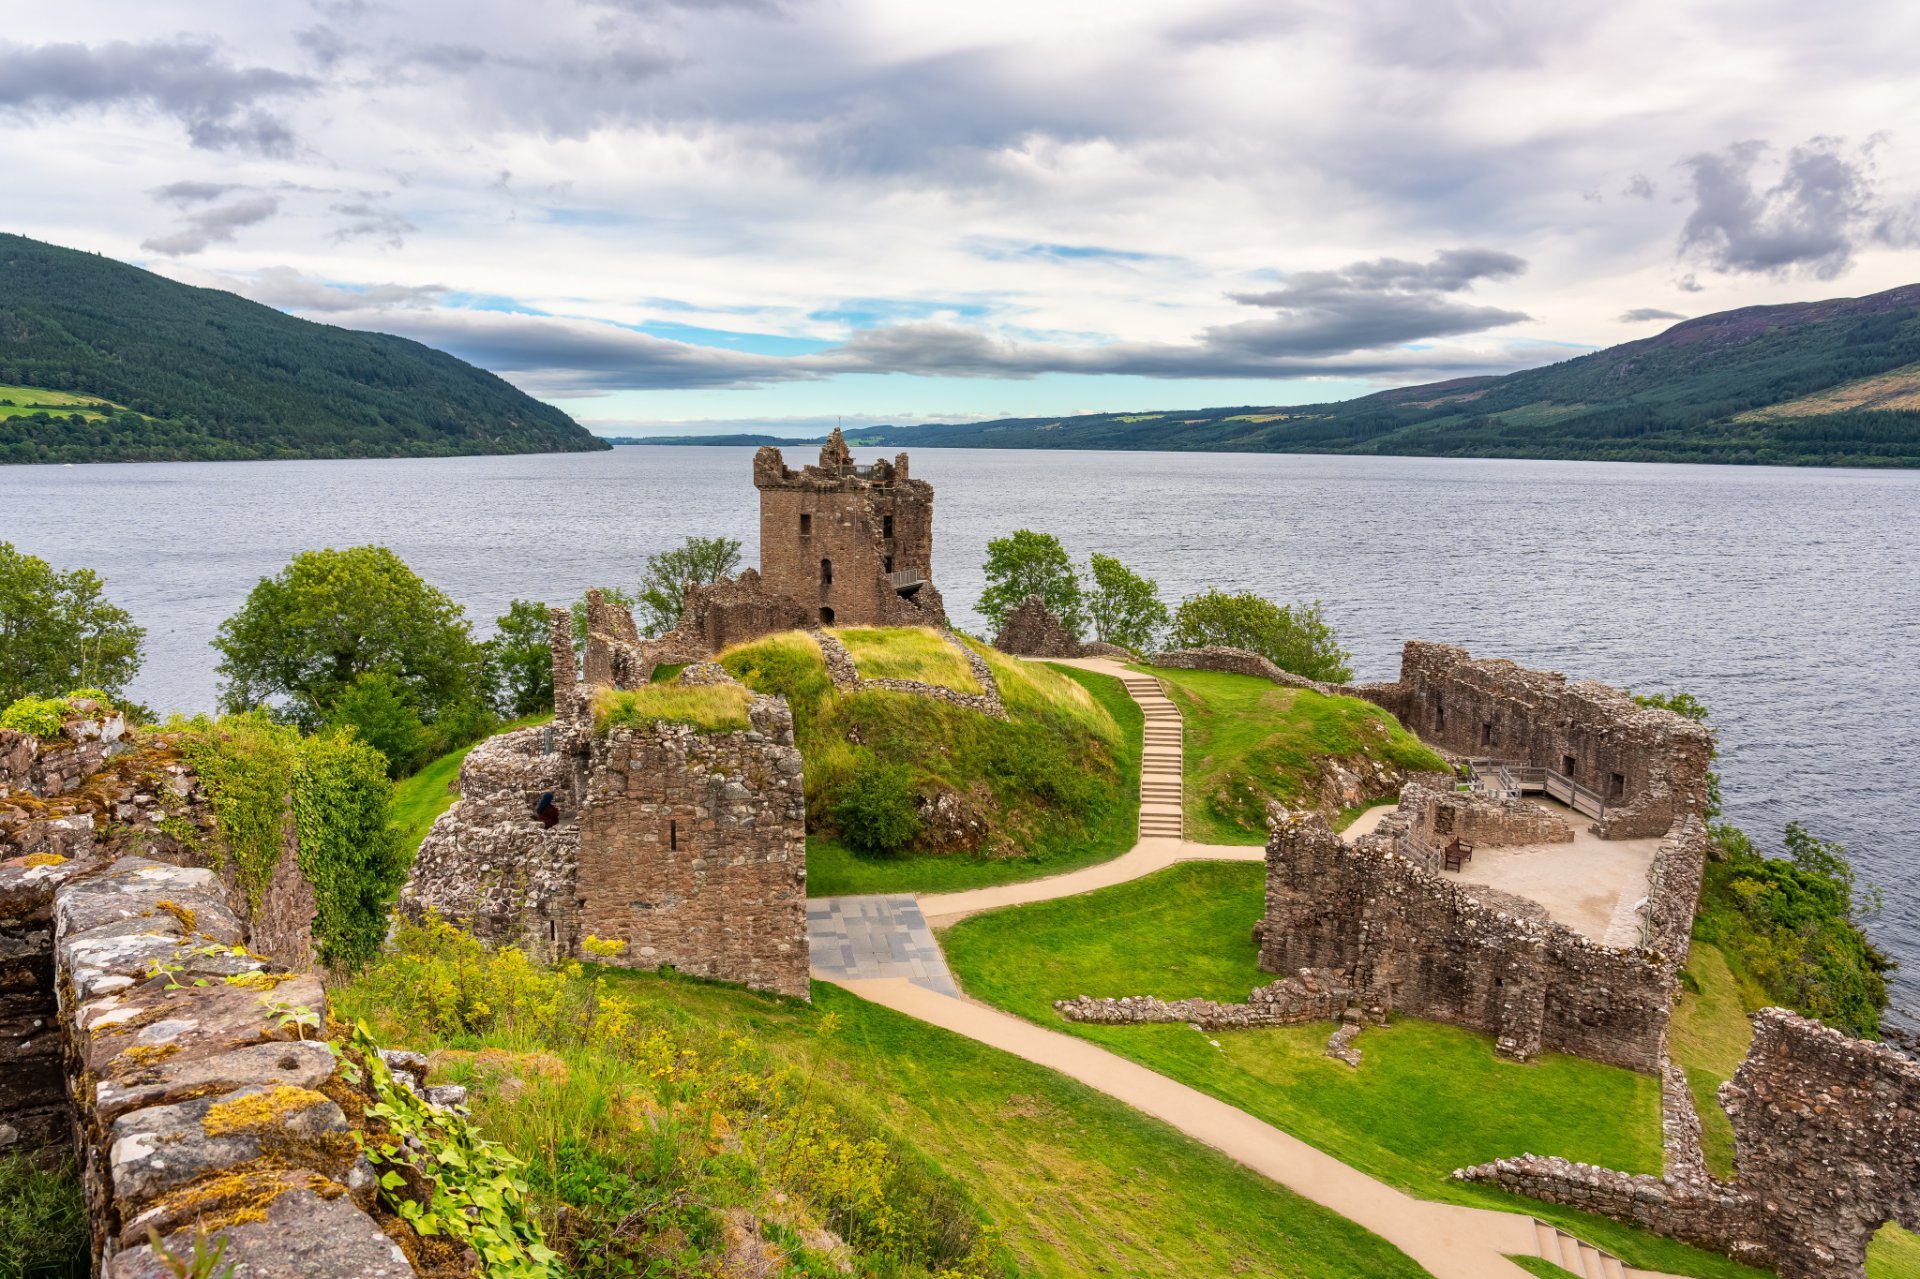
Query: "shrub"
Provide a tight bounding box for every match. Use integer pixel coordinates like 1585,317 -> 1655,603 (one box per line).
832,762 -> 923,854
327,671 -> 432,778
1168,590 -> 1354,682
1,694 -> 73,738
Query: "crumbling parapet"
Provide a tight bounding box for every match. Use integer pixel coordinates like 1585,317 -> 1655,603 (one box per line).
1356,642 -> 1713,838
1259,805 -> 1687,1072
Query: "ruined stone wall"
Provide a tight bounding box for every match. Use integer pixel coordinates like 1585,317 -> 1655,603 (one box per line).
753,430 -> 944,629
1260,809 -> 1675,1071
1,857 -> 73,1158
1054,968 -> 1350,1030
1397,781 -> 1573,848
1723,1010 -> 1920,1279
575,693 -> 808,999
993,595 -> 1084,658
401,724 -> 586,963
1357,642 -> 1713,838
814,629 -> 1006,719
659,568 -> 813,656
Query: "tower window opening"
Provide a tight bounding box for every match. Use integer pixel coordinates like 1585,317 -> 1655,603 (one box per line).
800,512 -> 812,536
820,558 -> 833,584
669,819 -> 678,850
883,514 -> 894,538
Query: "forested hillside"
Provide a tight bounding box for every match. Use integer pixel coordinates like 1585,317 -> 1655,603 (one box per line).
737,285 -> 1920,467
0,234 -> 607,464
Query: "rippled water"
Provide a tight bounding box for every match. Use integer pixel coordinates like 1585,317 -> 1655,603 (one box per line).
4,446 -> 1916,1026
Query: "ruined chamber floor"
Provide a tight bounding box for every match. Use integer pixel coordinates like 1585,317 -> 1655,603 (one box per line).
1443,798 -> 1662,947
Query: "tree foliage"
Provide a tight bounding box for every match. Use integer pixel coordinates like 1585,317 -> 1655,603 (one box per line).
635,536 -> 743,637
1084,553 -> 1169,654
0,541 -> 144,705
0,233 -> 607,464
831,762 -> 924,855
1168,590 -> 1353,683
213,546 -> 487,745
327,670 -> 434,778
486,599 -> 557,718
977,530 -> 1084,636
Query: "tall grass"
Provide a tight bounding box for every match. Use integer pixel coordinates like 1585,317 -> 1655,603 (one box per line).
835,627 -> 980,693
0,1155 -> 87,1279
593,683 -> 752,735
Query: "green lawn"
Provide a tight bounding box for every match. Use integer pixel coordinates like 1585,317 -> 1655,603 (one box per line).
1872,1225 -> 1920,1279
336,950 -> 1433,1279
797,661 -> 1142,897
389,713 -> 550,857
941,862 -> 1767,1279
0,382 -> 127,422
1137,665 -> 1446,844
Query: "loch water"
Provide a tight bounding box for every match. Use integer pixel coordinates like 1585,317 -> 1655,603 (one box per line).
4,446 -> 1917,1027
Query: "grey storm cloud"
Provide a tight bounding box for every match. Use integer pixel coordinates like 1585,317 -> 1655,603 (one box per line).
140,196 -> 281,256
0,40 -> 313,154
1677,137 -> 1920,281
151,180 -> 243,206
231,267 -> 449,313
1618,307 -> 1686,323
330,203 -> 418,248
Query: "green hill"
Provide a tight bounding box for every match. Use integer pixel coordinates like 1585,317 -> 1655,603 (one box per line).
680,284 -> 1920,467
0,233 -> 608,464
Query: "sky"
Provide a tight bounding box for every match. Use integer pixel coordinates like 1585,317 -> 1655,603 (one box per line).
6,0 -> 1920,437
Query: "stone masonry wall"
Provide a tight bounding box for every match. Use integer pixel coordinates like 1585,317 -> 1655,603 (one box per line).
993,595 -> 1084,659
814,628 -> 1007,719
1148,646 -> 1341,695
52,857 -> 416,1277
1260,808 -> 1678,1071
753,429 -> 946,630
575,692 -> 808,999
1356,641 -> 1713,838
1397,781 -> 1573,849
1054,968 -> 1351,1030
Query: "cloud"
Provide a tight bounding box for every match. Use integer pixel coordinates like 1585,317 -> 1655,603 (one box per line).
140,196 -> 281,256
0,39 -> 312,153
1677,137 -> 1899,280
341,308 -> 822,393
1617,307 -> 1685,323
151,180 -> 243,206
222,266 -> 448,312
1621,172 -> 1655,200
330,202 -> 417,247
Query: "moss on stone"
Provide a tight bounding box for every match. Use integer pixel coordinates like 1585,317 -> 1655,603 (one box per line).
201,1085 -> 329,1137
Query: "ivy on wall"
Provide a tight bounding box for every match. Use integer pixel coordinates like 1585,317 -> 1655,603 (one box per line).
172,712 -> 403,969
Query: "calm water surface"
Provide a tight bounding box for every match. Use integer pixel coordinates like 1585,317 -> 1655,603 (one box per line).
3,447 -> 1916,1026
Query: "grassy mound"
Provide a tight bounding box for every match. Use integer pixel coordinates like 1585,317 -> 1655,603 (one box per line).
1141,665 -> 1447,844
721,631 -> 1139,895
941,862 -> 1768,1279
332,917 -> 1431,1279
835,626 -> 981,692
593,683 -> 752,734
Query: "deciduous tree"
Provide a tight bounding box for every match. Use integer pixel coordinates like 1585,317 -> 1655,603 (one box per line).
0,541 -> 144,705
1168,590 -> 1352,683
978,530 -> 1084,636
636,536 -> 743,637
1085,553 -> 1168,654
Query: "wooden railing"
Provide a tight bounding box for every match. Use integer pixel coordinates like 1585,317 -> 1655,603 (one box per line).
1464,758 -> 1607,820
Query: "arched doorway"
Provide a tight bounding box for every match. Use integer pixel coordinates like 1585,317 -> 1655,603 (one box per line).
819,606 -> 835,624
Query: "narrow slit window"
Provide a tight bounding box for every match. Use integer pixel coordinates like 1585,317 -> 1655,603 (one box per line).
820,558 -> 833,584
669,819 -> 678,850
885,554 -> 894,573
1481,722 -> 1494,747
800,512 -> 812,536
883,514 -> 894,538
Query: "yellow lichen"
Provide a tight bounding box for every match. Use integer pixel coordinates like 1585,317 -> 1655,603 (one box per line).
201,1085 -> 328,1137
151,899 -> 198,932
223,970 -> 298,990
116,1042 -> 182,1069
21,852 -> 68,867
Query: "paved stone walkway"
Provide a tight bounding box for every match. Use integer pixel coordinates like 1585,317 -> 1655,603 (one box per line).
806,894 -> 958,995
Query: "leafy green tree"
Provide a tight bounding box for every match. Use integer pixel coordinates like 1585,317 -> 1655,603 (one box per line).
213,546 -> 485,733
486,599 -> 556,717
635,536 -> 743,637
1168,590 -> 1353,683
1085,553 -> 1169,654
978,530 -> 1084,636
0,541 -> 144,705
326,671 -> 432,778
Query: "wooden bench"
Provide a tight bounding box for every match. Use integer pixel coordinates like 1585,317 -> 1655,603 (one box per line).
1443,838 -> 1475,872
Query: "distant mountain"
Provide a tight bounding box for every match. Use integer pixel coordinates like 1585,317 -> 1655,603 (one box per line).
722,285 -> 1920,467
0,234 -> 607,464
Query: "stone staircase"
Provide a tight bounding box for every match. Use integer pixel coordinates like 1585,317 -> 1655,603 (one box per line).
1532,1219 -> 1630,1278
1125,672 -> 1185,841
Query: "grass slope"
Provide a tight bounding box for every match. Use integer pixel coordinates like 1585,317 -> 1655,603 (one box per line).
335,950 -> 1432,1279
390,713 -> 550,857
721,634 -> 1141,896
0,232 -> 608,464
835,626 -> 982,692
1140,665 -> 1446,844
941,863 -> 1765,1279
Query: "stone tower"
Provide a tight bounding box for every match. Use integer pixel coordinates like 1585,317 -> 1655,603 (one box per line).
751,427 -> 946,628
